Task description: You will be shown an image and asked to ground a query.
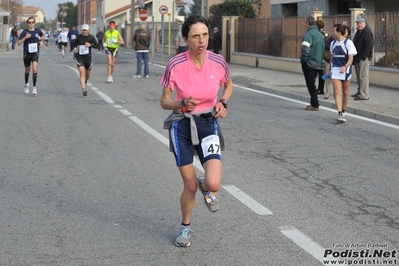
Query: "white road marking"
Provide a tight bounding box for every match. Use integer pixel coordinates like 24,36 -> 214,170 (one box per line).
280,226 -> 326,264
113,105 -> 123,109
128,116 -> 169,147
237,85 -> 399,130
119,109 -> 132,116
223,185 -> 273,215
94,91 -> 115,104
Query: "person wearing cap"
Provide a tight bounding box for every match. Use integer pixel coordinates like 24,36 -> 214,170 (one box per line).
300,16 -> 325,111
352,13 -> 374,101
103,21 -> 125,83
133,22 -> 151,78
72,24 -> 98,96
212,27 -> 221,54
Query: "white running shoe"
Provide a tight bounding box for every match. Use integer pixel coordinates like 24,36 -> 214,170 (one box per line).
107,76 -> 113,83
24,83 -> 29,94
32,87 -> 37,96
337,113 -> 346,122
144,75 -> 149,78
132,75 -> 141,78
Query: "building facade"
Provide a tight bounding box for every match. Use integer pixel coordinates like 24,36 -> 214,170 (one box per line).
271,0 -> 399,17
78,0 -> 96,26
19,6 -> 45,23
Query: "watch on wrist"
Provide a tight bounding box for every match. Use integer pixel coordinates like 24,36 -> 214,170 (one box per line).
180,98 -> 188,113
219,99 -> 228,109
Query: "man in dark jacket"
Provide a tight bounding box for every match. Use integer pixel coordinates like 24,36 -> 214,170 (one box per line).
300,16 -> 325,111
96,28 -> 104,51
133,22 -> 151,78
352,13 -> 373,100
11,25 -> 18,50
213,27 -> 221,54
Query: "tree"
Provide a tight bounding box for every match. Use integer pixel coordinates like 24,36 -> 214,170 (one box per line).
57,1 -> 77,28
189,0 -> 202,15
6,0 -> 24,25
209,0 -> 256,21
178,7 -> 186,16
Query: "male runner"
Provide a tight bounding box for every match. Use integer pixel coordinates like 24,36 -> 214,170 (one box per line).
72,24 -> 98,96
17,17 -> 44,96
44,30 -> 49,47
59,27 -> 69,58
103,21 -> 124,83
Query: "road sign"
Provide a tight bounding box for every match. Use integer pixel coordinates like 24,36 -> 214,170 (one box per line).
159,5 -> 168,15
139,9 -> 148,21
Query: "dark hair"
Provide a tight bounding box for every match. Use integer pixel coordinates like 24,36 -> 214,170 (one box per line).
333,23 -> 346,36
305,16 -> 315,26
315,19 -> 324,30
109,20 -> 116,25
26,17 -> 35,23
181,14 -> 210,39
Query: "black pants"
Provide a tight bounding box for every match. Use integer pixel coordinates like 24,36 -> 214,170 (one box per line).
70,42 -> 76,52
302,63 -> 319,108
315,69 -> 325,92
98,41 -> 104,51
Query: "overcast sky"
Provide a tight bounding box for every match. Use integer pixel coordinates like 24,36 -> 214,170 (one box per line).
23,0 -> 77,20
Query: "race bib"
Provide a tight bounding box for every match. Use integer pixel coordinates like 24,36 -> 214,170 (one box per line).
108,38 -> 117,45
71,34 -> 76,40
28,43 -> 38,53
78,45 -> 89,55
201,135 -> 221,158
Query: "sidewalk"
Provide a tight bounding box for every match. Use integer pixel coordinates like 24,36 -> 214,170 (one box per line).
150,52 -> 399,126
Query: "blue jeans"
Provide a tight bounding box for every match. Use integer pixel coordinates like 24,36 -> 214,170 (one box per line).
136,51 -> 149,76
12,37 -> 17,50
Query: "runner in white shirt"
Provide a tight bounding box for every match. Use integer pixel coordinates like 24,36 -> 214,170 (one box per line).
59,27 -> 69,58
44,30 -> 49,48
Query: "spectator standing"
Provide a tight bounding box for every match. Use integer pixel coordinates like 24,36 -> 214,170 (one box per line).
11,25 -> 18,50
352,13 -> 374,101
133,22 -> 151,78
300,16 -> 325,111
96,28 -> 104,51
175,24 -> 188,55
315,20 -> 326,95
213,27 -> 221,54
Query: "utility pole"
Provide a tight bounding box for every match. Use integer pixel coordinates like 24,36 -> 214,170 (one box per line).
131,0 -> 135,49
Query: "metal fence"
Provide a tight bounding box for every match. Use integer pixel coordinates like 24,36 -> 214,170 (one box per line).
235,12 -> 399,69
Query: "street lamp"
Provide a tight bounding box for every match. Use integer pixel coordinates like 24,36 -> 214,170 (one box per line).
48,0 -> 58,30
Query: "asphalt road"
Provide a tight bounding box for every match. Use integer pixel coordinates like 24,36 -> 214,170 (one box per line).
0,43 -> 398,266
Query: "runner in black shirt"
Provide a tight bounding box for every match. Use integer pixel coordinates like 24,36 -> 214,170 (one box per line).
72,24 -> 98,96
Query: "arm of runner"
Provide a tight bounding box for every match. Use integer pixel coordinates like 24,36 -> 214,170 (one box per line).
118,33 -> 125,46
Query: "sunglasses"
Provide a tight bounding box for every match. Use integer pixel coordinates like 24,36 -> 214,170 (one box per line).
28,21 -> 35,24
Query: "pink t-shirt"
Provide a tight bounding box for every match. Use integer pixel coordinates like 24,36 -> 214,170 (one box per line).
160,50 -> 230,113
